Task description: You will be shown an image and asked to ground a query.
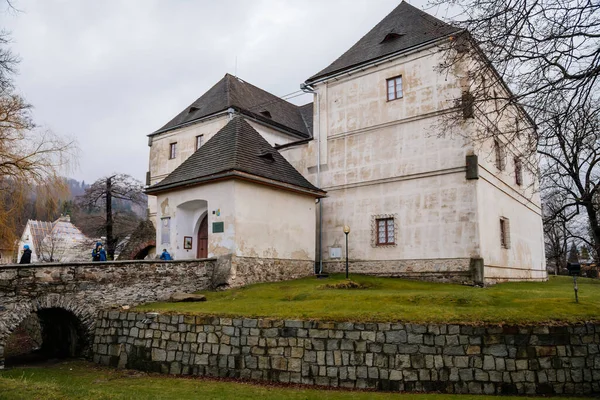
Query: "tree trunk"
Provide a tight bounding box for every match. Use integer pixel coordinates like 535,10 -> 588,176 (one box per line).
106,177 -> 114,259
584,202 -> 600,262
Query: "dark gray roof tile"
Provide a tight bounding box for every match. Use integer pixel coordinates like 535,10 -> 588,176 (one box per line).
306,2 -> 459,83
153,74 -> 312,138
147,117 -> 324,196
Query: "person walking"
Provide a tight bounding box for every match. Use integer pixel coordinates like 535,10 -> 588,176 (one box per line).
92,242 -> 107,262
159,249 -> 172,260
19,244 -> 32,264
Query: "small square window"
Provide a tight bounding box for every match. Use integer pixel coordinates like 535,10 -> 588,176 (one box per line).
196,135 -> 204,151
169,143 -> 177,159
386,76 -> 403,101
500,217 -> 510,249
376,217 -> 395,245
514,157 -> 523,186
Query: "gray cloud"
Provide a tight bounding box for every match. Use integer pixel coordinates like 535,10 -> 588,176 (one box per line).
3,0 -> 427,183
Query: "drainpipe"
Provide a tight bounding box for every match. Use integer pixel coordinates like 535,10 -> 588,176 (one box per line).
300,83 -> 323,274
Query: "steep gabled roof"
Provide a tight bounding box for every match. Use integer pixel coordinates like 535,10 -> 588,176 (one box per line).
306,2 -> 460,83
146,117 -> 324,196
152,74 -> 313,138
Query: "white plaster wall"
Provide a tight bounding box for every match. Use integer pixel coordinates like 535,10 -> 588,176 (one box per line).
246,120 -> 297,147
148,116 -> 301,220
233,180 -> 316,260
154,181 -> 236,260
321,172 -> 479,262
149,116 -> 230,186
476,168 -> 547,281
298,48 -> 476,265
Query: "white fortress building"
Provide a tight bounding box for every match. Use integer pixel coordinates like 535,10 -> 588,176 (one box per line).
146,2 -> 546,285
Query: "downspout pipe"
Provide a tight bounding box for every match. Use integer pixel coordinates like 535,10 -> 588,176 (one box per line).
300,82 -> 323,274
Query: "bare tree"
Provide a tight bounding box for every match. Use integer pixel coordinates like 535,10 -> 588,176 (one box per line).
77,174 -> 146,259
0,21 -> 76,251
538,99 -> 600,259
428,0 -> 600,263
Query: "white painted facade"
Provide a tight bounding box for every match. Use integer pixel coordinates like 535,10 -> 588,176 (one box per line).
279,43 -> 545,283
147,12 -> 545,283
153,180 -> 316,262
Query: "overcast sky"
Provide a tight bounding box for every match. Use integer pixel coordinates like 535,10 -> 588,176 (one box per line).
3,0 -> 442,184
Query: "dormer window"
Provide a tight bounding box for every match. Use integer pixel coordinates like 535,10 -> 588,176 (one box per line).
189,106 -> 200,113
260,110 -> 272,119
258,150 -> 275,163
381,32 -> 404,44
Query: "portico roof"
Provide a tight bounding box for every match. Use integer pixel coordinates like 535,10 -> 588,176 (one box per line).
146,117 -> 325,197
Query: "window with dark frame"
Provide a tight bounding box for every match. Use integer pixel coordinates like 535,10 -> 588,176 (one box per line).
494,139 -> 506,171
386,76 -> 403,101
196,135 -> 204,151
514,157 -> 523,186
169,143 -> 177,159
376,217 -> 395,245
500,217 -> 510,249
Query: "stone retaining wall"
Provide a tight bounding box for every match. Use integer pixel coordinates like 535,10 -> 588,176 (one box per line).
93,312 -> 600,396
324,258 -> 474,284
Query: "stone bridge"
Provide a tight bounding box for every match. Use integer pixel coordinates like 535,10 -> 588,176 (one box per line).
0,258 -> 227,369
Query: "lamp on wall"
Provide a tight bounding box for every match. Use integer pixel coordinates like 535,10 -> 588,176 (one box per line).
343,225 -> 351,279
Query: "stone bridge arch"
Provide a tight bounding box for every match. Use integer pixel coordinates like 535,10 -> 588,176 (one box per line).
0,293 -> 98,368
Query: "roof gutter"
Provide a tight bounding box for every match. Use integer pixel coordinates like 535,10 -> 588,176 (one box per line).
146,170 -> 326,198
305,30 -> 463,86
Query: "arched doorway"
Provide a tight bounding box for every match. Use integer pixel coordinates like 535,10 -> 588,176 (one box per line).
4,308 -> 88,367
197,215 -> 208,258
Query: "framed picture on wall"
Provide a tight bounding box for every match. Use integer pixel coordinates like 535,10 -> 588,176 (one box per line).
183,236 -> 193,249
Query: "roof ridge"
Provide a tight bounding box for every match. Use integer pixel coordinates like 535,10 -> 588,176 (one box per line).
306,1 -> 458,83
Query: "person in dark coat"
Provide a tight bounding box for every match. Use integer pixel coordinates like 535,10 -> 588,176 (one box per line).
92,242 -> 107,262
159,249 -> 172,260
19,244 -> 32,264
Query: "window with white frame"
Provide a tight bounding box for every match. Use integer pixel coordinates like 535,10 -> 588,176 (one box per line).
386,76 -> 403,101
196,135 -> 204,151
169,143 -> 177,159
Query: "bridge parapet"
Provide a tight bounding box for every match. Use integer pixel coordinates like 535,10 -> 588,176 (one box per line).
0,258 -> 221,368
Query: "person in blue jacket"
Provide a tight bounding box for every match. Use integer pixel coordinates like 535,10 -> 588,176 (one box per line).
19,244 -> 32,264
160,249 -> 172,260
92,242 -> 107,262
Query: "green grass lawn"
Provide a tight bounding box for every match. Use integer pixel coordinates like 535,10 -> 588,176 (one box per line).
0,361 -> 584,400
136,274 -> 600,324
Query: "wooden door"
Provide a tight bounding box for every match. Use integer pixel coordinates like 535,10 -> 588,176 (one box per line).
197,215 -> 208,258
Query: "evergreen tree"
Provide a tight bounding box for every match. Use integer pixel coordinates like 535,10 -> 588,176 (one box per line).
567,243 -> 580,263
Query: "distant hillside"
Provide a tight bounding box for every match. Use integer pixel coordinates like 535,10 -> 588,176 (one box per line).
66,179 -> 90,199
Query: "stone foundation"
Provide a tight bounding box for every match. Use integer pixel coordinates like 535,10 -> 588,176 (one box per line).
324,258 -> 473,284
228,256 -> 314,287
94,312 -> 600,396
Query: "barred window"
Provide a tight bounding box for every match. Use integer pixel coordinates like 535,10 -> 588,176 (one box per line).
500,217 -> 511,249
494,139 -> 506,171
377,218 -> 395,245
514,157 -> 523,186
